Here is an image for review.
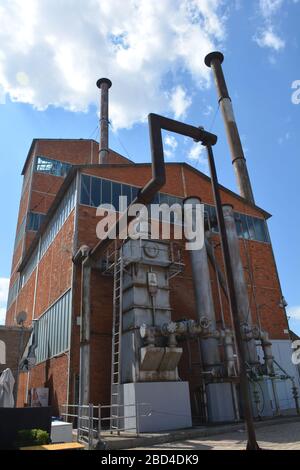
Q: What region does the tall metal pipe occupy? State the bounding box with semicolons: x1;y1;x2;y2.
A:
204;52;255;204
78;246;91;406
222;204;258;366
96;77;112;164
184;196;221;373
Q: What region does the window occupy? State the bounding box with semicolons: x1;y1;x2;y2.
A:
35;156;71;177
205;205;219;233
35;290;72;363
20;179;76;290
120;184;132;206
81;174;91;206
14;216;26;251
234;213;250;239
91;177;101;207
252;217;269;243
40;179;76;259
27;212;46;232
112;182;122;211
101;178;112;204
79;174;270;243
7;277;20;309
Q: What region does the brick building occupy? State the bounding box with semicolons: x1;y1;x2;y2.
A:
5;138;297;417
0;326;31;403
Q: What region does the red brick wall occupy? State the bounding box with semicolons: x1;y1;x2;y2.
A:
5;270;36;327
66;163;288;409
34;212;75;319
17;355;69;415
10;159;288;414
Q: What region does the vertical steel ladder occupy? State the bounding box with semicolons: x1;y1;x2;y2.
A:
110;248;123;433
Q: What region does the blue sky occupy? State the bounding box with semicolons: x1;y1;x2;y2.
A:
0;0;299;331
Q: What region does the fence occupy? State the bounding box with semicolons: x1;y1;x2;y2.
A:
61;402;150;450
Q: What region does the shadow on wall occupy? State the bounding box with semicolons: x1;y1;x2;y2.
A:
45;356;59;416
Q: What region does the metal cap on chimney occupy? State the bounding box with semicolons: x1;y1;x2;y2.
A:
96;77;112;164
204;51;255;204
204;51;224;67
96;78;112;89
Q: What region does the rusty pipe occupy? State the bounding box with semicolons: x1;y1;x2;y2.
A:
205;52;255;204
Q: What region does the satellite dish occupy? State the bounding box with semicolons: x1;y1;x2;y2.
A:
16;311;27;326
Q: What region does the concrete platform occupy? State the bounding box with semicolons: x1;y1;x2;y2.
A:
100;414;300;450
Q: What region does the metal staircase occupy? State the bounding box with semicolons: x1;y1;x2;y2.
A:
110;248;124;433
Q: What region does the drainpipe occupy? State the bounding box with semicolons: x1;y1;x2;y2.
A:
76;245;92;406
222;204;258;366
184;196;221;373
205;52;255;204
96;78;112;164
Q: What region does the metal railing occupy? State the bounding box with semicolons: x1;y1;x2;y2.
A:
62;402;150;450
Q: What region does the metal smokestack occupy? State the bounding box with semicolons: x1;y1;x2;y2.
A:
204;52;255;204
96;77;112;164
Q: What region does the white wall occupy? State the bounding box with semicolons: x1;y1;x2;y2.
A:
258;339;300;411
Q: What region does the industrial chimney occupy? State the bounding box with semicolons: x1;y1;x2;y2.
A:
96;77;112;164
204;52;255;205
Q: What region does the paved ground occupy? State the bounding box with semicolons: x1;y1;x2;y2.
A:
131;421;300;450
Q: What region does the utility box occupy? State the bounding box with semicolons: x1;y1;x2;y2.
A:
121;381;192;433
51;420;73;443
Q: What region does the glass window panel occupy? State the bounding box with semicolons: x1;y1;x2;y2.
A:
252;217;269;242
102;179;112;204
131;186;140;201
35;156;71;177
235;213;249;239
80;175;91;205
122;184;132;206
91;177;101;207
246;215;256;240
112;182;122;211
151;193;160;205
159;193;169;205
208;206;219;233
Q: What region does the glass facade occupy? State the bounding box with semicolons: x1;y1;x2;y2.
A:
80;174;182;209
79;174;270;244
7;277;20;309
20;179;76;290
14;216;26;251
27;212;46;232
35;156;72;177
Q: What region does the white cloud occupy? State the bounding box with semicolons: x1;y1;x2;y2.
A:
169;86;192;120
164;134;178;159
259;0;284;17
203;104;214;115
255;28;285;50
0;278;9;325
187;142;208;171
287;306;300;321
0;278;9;305
254;0;286;52
0;0;227;129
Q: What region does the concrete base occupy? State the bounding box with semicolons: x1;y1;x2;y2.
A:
206;383;236;422
121;381;192;433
